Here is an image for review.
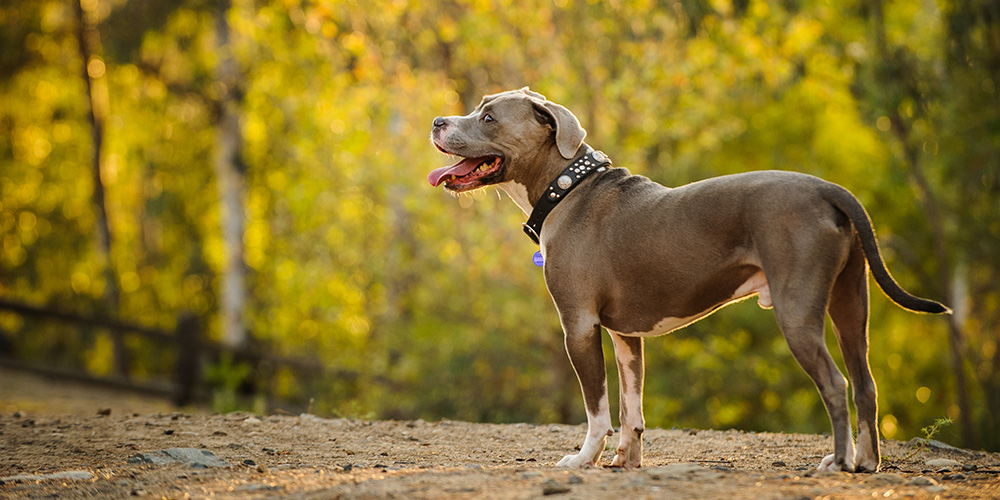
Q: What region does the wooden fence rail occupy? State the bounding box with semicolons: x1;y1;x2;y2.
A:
0;298;330;409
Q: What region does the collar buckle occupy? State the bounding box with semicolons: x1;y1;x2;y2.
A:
522;150;611;245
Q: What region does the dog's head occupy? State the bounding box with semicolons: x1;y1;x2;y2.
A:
428;87;586;192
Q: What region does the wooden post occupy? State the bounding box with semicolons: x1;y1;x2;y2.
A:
174;312;201;406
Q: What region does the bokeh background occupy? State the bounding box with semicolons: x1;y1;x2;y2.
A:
1;0;997;451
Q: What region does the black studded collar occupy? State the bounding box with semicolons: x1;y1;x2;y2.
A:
522;150;611;244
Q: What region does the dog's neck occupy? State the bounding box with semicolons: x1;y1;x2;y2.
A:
498;143;594;216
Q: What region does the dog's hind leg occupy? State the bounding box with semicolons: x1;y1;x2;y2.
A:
829;238;880;472
763;233;855;473
609;333;644;468
557;312;613;467
775;299;855;472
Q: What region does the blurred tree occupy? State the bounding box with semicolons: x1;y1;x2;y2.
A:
73;0;128;375
213;0;249;348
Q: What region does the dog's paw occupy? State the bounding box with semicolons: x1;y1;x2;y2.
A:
610;453;641;469
817;453;855;472
557;453;596;467
852;454;880;473
610;443;642;469
853;442;880;472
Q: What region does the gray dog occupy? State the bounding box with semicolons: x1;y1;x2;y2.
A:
427;88;949;472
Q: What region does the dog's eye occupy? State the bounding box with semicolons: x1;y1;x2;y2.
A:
482;113;494;123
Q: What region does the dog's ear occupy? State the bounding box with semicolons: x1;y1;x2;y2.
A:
531;99;586;159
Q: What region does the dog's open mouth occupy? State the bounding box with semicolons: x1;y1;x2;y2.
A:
427;154;503;191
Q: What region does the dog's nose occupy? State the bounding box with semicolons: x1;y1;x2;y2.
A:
432;117;448;129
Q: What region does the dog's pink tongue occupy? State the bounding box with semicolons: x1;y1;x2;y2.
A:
428;158;479;187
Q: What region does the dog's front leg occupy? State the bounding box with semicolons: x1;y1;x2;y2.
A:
609;333;644;468
557;317;613;467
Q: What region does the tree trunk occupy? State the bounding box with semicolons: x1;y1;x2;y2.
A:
213;0;248;347
867;0;975;448
74;0;127;376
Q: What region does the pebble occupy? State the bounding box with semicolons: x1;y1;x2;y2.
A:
925;458;961;469
541;478;570;495
868;473;906;485
128;448;231;468
907;476;939;486
0;471;95;483
243;416;263;425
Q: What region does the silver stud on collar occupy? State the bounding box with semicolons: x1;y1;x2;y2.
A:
557;175;573;190
592;150;608;163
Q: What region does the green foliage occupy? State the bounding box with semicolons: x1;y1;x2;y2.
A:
903;417;954;460
1;0;997;450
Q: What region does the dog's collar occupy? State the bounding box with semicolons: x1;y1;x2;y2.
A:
522;150;611;244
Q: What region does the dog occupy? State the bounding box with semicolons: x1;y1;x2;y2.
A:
427;87;949;472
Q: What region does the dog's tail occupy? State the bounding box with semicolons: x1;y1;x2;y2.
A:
823;184;952;315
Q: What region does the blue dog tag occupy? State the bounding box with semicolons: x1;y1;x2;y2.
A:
532;251;544;267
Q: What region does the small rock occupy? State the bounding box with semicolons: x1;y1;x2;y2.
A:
0;471;95;483
21;419;35;428
541;478;570;495
212;431;228;436
908;438;973;456
567;475;583;485
128;448;231;468
243;417;262;425
925;458;961;469
97;408;112;416
907;476;939;486
942;473;966;481
235;484;285;492
869;473;906;485
242;459;256;466
163;430;174;436
772;461;787;467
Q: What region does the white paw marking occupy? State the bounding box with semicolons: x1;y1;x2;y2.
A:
557;453;594;467
818;453;855;472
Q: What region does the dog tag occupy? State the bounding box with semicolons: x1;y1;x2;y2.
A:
532;251;544;267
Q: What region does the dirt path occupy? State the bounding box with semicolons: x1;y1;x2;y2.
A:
1;370;998;499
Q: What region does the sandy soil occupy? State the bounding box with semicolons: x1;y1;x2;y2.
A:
2;368;998;499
